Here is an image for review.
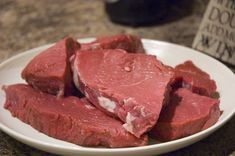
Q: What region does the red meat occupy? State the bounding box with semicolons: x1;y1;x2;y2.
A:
72;49;173;137
174;61;217;97
81;34;145;53
3;84;147;148
22;37;80;97
150;88;220;141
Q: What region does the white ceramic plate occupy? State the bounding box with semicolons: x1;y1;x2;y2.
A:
0;39;235;156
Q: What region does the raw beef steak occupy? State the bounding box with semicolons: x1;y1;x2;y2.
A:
81;34;145;53
72;49;173;137
150;88;220;141
22;37;80;97
174;61;217;97
3;84;147;148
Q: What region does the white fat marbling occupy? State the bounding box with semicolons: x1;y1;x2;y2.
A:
73;58;80;89
140;107;146;117
98;96;116;113
123;112;136;134
56;88;64;98
182;82;191;89
123;97;134;104
85;91;90;98
85;104;95;110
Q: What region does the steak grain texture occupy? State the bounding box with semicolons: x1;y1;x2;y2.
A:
72;49;173;137
3;84;147;148
150;88;220;141
22;37;80;97
174;61;217;97
81;34;145;53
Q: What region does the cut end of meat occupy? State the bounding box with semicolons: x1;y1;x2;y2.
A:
173;60;217;97
21;37;80;97
3;84;148;148
80;34;145;53
150;88;220;141
122;112;137;134
73;49;174;137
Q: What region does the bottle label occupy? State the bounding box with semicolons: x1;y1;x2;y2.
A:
192;0;235;65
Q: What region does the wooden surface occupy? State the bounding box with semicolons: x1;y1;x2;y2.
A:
0;0;234;155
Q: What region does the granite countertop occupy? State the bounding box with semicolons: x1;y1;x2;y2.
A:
0;0;234;155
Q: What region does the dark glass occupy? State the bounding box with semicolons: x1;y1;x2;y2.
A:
105;0;167;26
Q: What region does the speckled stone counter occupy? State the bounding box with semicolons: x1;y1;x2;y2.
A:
0;0;234;156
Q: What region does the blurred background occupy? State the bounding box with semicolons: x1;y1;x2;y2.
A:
0;0;206;62
0;0;234;156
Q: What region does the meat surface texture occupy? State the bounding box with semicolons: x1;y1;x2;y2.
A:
81;34;145;53
174;61;217;97
22;37;80;97
72;49;173;137
150;88;220;141
3;84;147;148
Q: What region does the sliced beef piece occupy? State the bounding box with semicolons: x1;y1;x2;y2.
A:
22;37;80;97
72;49;173;137
81;34;145;53
3;84;147;148
173;60;217;97
149;88;220;141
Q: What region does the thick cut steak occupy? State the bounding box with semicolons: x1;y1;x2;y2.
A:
3;84;147;148
174;61;217;97
150;88;220;141
72;49;173;137
81;34;145;53
22;37;80;97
